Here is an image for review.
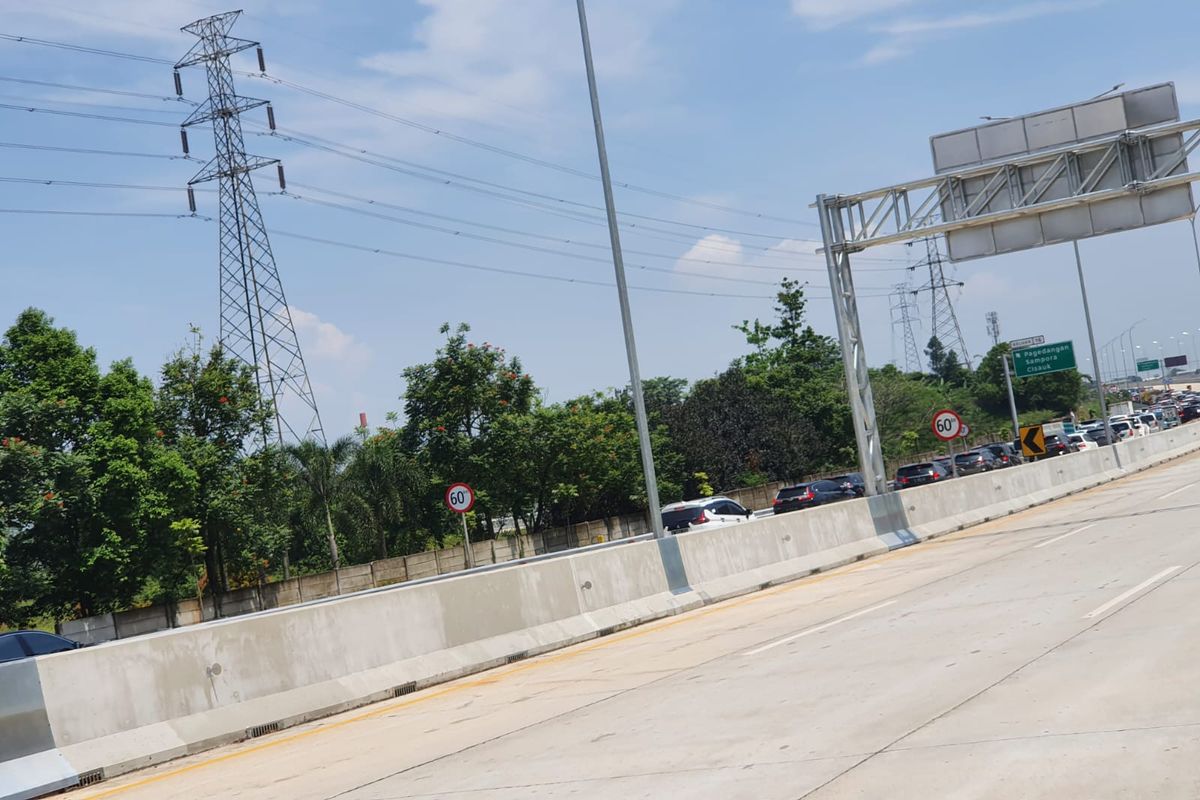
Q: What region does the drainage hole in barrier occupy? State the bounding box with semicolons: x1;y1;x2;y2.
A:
77;769;104;788
392;682;417;698
247;721;281;739
506;651;530;664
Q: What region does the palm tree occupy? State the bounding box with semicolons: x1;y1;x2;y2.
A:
285;435;358;574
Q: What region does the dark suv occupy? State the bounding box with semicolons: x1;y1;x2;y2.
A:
1043;433;1078;457
827;472;865;497
954;449;998;475
773;480;855;513
895;461;951;488
0;630;80;663
982;442;1023;467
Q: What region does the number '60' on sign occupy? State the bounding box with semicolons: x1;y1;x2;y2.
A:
444;482;475;514
931;409;963;442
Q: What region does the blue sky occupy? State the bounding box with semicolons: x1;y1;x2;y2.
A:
2;0;1199;436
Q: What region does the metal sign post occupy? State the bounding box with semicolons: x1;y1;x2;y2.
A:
445;482;476;569
1001;352;1020;441
932;409;964;478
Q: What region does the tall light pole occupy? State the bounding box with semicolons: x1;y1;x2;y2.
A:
575;0;664;538
1073;242;1114;447
1124;318;1146;388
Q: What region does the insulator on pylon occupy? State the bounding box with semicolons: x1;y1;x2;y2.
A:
256;47;266;73
180;129;190;155
173;70;183;96
266;104;276;131
187;187;196;214
276;164;286;191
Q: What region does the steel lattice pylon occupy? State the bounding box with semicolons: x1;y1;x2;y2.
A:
176;11;324;446
910;236;972;370
889;284;921;372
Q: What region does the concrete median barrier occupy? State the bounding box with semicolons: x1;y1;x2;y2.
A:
5;423;1200;800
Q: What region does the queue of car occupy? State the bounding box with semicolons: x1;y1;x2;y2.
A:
656;392;1200;537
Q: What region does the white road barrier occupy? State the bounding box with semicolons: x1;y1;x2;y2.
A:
4;423;1200;800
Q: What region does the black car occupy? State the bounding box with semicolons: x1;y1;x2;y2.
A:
954;449;998;475
827;472;865;497
773;480;855;513
1043;433;1078;457
1181;404;1200;423
1084;427;1113;446
982;442;1023;467
0;630;80;663
895;461;952;488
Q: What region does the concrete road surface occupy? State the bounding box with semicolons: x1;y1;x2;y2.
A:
64;453;1200;800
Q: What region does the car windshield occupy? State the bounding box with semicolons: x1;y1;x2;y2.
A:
897;464;932;477
1111;422;1130;431
776;485;811;499
954;452;980;462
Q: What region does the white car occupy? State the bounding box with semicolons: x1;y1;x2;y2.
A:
1069;433;1097;452
1137;413;1160;433
660;496;753;534
1108;420;1135;440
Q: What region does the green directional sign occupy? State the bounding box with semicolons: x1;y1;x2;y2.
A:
1012;340;1076;378
1136;358;1160;372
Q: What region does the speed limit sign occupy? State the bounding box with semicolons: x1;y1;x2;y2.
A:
444;482;475;514
931;409;963;441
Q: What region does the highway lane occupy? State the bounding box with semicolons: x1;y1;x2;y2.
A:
63;451;1200;800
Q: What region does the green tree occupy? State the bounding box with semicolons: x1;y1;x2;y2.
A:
0;310;193;623
401;323;536;538
156;334;275;594
285;435;358;571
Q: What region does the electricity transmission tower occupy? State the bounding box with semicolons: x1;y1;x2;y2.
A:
175;11;325;447
889;284;922;372
909;236;972;369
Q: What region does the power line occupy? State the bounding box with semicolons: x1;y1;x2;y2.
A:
0;208;211;221
279;182;906;276
0;93;193;116
0;90;909;266
0;102;181;127
0;141;197;160
270;190;787;287
0;33;173;64
263;126;803;242
248;72;815;226
0;74;195;104
0;32;813;227
270;229;792;299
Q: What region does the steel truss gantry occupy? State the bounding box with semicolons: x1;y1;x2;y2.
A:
817;116;1200;496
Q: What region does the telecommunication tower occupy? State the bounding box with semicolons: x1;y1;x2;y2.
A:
909;236;972;369
175;11;324;446
986;311;1001;347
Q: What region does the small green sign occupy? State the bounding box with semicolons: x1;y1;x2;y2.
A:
1012;340;1076;378
1136;358;1160;372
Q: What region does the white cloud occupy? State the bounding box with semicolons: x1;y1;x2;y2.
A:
289;307;369;367
876;0;1102;36
861;0;1102;66
358;0;676;128
790;0;914;30
673;234;746;280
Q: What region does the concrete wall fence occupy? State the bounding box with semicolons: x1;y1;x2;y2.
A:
6;425;1200;800
58;489;795;647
